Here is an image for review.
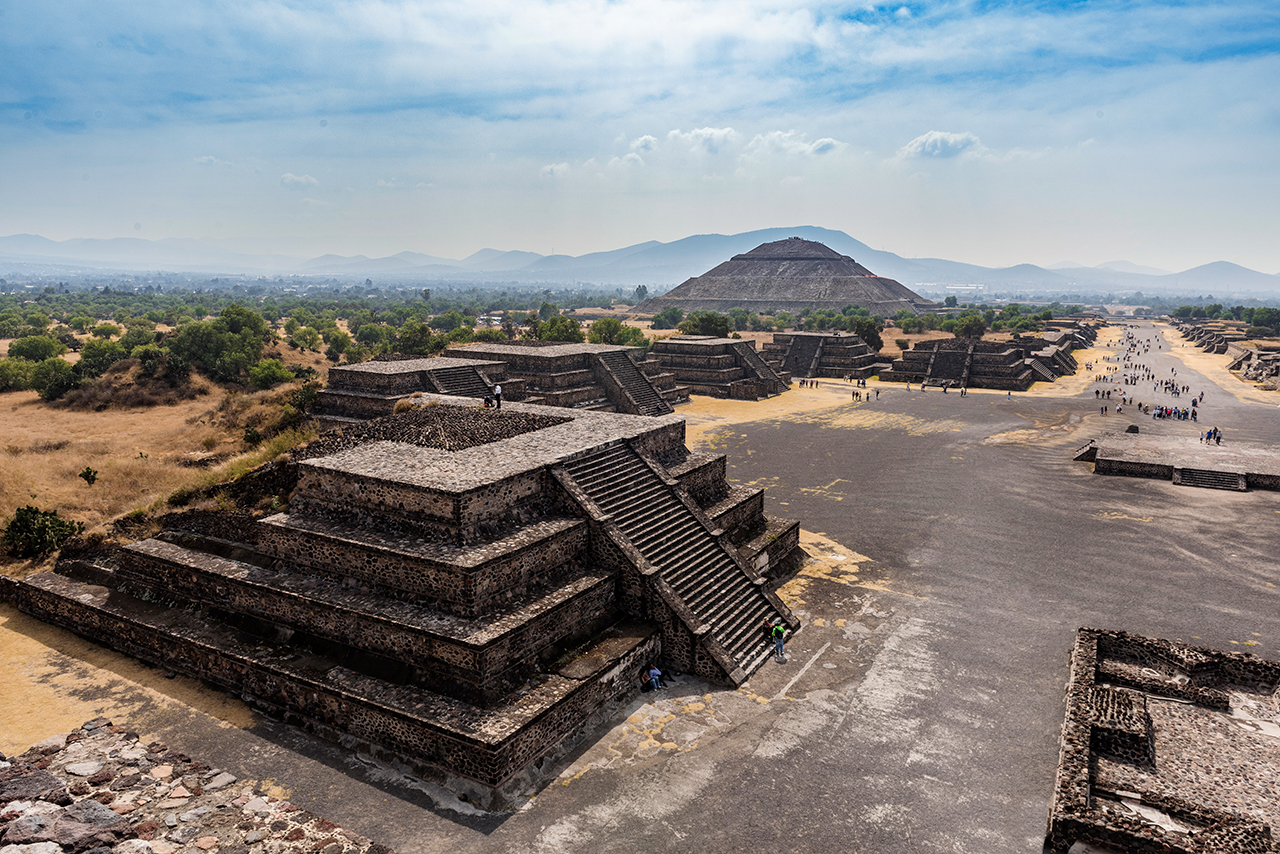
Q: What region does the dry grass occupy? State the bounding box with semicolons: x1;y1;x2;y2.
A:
0;374;319;573
0;391;218;536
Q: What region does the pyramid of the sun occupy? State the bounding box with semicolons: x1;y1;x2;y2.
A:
639;237;934;316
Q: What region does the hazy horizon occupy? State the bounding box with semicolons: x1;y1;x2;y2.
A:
4;1;1279;273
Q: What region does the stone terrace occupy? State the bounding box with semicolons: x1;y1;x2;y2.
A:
1047;628;1280;853
313;357;520;425
1074;433;1280;491
760;331;887;379
649;336;789;399
445;342;687;415
4;397;799;805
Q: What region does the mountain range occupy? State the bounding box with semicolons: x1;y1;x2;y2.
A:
2;227;1278;297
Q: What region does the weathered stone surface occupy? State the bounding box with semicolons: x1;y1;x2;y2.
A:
0;772;67;806
0;842;63;854
63;763;103;778
201;774;234;792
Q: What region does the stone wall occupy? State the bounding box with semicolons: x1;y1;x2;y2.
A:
0;574;660;796
1045;627;1280;854
255;514;589;617
116;539;618;706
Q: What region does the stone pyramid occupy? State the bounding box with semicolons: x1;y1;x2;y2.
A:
640;236;933;316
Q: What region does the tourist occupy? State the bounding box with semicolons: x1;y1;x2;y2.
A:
772;620;787;662
493;383;502;409
647;664;662;691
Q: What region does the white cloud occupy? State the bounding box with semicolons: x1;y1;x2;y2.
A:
540;162;569;178
280;172;319;188
897;131;985;159
607;152;644;168
667;127;740;155
194;155;232;167
630;135;658;152
747;130;845;158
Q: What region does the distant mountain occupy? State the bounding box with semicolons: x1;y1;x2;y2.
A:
1097;260;1172;276
2;230;1278;297
1157;261;1280;290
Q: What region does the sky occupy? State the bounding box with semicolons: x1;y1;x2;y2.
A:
2;1;1279;272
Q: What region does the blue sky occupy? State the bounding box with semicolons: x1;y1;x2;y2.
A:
2;0;1279;272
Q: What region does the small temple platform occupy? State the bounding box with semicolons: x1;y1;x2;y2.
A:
1075;433;1280;491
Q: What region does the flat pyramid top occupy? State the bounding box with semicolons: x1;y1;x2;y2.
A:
731;237;848;262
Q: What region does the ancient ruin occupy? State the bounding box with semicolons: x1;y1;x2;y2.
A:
759;330;887;379
879;324;1098;390
443;341;686;415
1074;433;1280;491
313;356;522;426
648;336;789;399
638;236;934;317
1047;628;1280;853
2;398;799;805
312;343;686;426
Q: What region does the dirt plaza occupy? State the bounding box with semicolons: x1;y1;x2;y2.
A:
4;321;1279;854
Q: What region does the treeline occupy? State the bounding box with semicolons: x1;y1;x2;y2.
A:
1169;304;1279;335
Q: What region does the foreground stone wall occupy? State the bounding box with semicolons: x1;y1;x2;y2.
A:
1046;627;1280;854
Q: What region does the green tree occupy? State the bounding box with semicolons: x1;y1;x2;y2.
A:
538;315;584;342
0;358;35;392
677;310;731;338
91;323;122;338
634;285;649;302
953;313;987;339
588;317;647;346
852;317;884;351
75;338;127;378
7;335;66;362
249;358;294;390
650;306;684;330
944;295;958;307
30;357;77;400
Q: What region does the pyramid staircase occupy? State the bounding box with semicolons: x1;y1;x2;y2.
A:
428;365;494;398
733;341;788;393
593;350;674;416
560;443;791;678
783;335;823;377
1027;359;1057;382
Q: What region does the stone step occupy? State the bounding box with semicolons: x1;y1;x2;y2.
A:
562;442;789;679
117;535;617;705
1174;467;1246;491
6;570;659;790
256;512;589;617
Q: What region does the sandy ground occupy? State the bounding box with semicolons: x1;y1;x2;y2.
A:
0;603;256;757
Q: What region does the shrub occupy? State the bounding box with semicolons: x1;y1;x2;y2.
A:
588;317;647;346
895;338;910;352
0;357;35;392
677;310;731;338
650;306;684;330
76;338;128;378
79;466;98;485
538;315;584;343
249;358;294;390
7;335;66;362
91;323;122;338
30;357;78;400
472;327;508;343
2;505;85;558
